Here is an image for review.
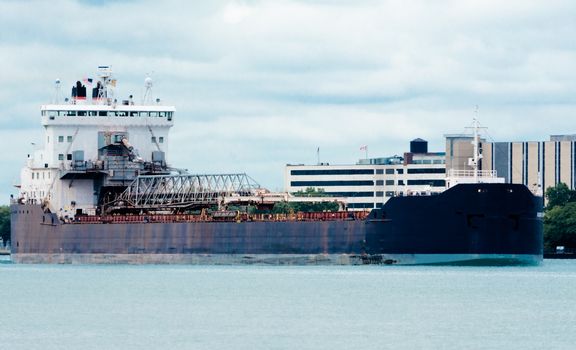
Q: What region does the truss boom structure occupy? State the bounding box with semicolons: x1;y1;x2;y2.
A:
110;173;261;211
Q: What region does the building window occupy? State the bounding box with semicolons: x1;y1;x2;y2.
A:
407;180;446;187
151;136;156;143
385;180;394;185
67;154;72;161
58;154;64;160
159;137;164;143
376;191;384;197
290;169;374;176
398;180;405;185
67;136;73;142
290;180;374;187
407;168;445;174
376;169;384;174
385;191;395;197
58;136;64;143
385;169;394;174
321;191;374;197
397;169;404;174
376;180;384;186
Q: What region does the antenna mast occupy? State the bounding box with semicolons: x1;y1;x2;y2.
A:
143;76;153;104
465;106;485;183
53;79;63;104
96;65;113;104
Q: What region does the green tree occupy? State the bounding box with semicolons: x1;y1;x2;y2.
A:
544;202;576;251
293;187;329;197
271;201;292;214
290;201;340;213
0;206;10;246
545;182;576;209
271;188;340;213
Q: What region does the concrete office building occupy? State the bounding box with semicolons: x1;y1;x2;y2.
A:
284;139;446;210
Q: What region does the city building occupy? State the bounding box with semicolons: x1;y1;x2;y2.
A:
284;139;446;210
446;133;576;195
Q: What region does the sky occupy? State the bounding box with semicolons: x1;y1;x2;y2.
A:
1;0;575;202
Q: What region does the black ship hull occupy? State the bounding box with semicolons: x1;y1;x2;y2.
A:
10;183;543;265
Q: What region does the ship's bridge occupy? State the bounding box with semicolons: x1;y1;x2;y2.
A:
40;104;175;127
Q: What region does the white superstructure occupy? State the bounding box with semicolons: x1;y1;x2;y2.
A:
18;66;175;219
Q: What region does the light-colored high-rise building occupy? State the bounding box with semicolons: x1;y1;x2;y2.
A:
446;133;576;195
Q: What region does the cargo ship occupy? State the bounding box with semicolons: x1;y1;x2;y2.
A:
9;67;543;265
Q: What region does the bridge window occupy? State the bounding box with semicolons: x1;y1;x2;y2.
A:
67;136;73;142
88;111;97;116
58;154;64;160
139;112;148;117
159;112;166;117
58;136;64;143
159;137;164;143
151;136;156;143
150;112;158;117
167;112;173;121
130;111;138;117
78;111;87;116
99;111;107;117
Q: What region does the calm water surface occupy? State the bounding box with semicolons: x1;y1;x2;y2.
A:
1;259;575;350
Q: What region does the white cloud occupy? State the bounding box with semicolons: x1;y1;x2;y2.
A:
1;0;576;202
